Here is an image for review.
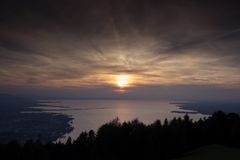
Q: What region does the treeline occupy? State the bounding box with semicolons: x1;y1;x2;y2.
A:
1;111;240;160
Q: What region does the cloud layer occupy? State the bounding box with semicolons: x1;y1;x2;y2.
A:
0;0;240;92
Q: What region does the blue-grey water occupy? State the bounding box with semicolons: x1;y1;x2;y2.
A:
34;100;207;142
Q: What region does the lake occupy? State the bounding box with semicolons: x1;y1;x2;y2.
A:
36;100;207;142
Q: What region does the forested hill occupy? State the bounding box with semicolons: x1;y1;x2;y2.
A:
1;111;240;160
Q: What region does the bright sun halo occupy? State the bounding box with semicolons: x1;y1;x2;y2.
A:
116;75;129;88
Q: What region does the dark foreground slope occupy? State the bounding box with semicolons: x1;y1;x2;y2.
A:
175;145;240;160
1;111;240;160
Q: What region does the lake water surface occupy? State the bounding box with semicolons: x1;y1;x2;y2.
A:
37;100;207;141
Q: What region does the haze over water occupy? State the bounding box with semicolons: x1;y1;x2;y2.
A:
36;100;207;141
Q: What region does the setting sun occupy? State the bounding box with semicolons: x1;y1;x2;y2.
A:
116;75;130;88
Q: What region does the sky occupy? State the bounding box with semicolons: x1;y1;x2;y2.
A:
0;0;240;100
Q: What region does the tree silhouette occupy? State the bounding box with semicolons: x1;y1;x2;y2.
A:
1;111;240;160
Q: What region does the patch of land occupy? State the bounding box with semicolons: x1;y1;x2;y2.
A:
173;101;240;114
0;94;73;143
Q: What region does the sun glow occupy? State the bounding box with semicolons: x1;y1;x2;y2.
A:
116;75;130;88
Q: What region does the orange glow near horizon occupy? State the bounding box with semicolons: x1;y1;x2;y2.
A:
115;89;126;93
113;75;133;93
116;75;130;88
